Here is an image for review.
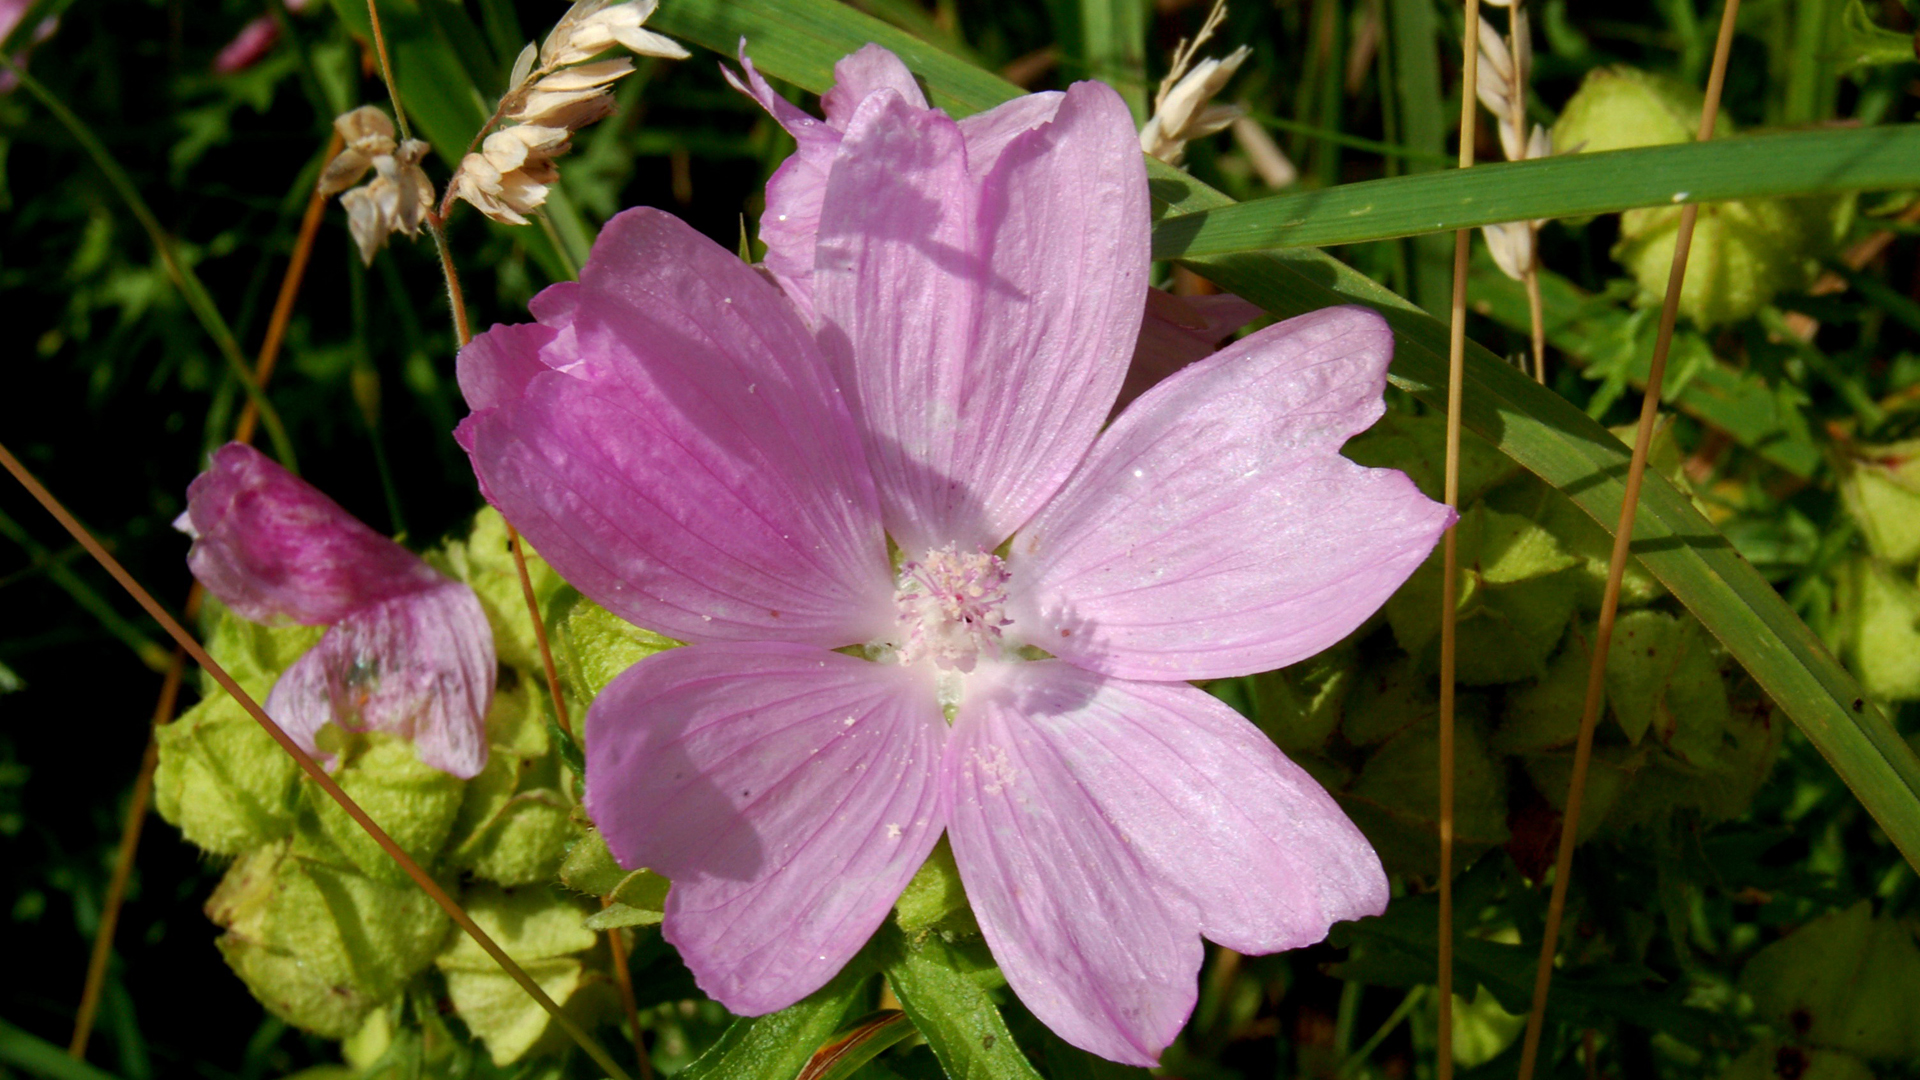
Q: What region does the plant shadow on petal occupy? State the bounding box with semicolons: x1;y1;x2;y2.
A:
815;173;1030;305
593;681;769;886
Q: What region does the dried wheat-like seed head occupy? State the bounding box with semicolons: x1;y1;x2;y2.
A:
318;106;436;264
340;138;434;264
543;0;688;68
318;105;397;196
449;126;570;226
1474;3;1556;281
1140;1;1251;167
1141;46;1252;165
447;0;685;225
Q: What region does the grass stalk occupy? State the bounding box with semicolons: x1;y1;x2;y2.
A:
603;913;653;1080
507;522;574;740
1437;0;1484;1073
0;441;636;1080
67;661;179;1059
357;4;609;1048
235;131;342;447
1512;4;1743;1079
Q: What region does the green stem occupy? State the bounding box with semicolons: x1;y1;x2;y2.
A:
1340;986;1426;1078
0;508;170;672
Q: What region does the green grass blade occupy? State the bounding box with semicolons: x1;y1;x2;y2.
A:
1380;0;1451;311
649;0;1920;870
796;1011;914;1080
0;508;171;673
0;1018;125;1080
1151;124;1920;257
1069;0;1149;124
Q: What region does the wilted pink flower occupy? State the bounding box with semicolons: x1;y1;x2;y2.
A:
457;46;1450;1064
177;443;494;778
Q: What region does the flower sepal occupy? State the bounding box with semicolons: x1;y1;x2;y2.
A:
207;834;452;1039
299;728;466;886
892;836;980;940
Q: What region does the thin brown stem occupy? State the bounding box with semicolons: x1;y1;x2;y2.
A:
507;522;573;740
236;132;341;446
602;910;652;1080
1524;258;1547;384
1512;4;1741;1079
0;442;635;1080
1438;1;1483;1075
363;0;413;143
427;214;474;349
67;656;181;1058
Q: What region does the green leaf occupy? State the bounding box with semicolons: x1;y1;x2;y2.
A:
1332;871;1734;1044
679;960;875;1080
1838;0;1917;70
648;0;1920;870
878;926;1045;1080
1149;126;1920;258
1739;900;1920;1060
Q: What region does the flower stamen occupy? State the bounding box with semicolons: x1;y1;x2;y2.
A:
890;544;1013;674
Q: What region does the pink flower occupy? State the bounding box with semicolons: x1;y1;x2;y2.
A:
178;443;494;778
213;16;280;75
456;45;1451;1064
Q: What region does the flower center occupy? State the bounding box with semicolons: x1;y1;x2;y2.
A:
889;544;1013;673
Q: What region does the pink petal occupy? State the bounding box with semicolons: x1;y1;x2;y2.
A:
457;209;894;648
944;662;1199;1066
996;662;1384;953
180;442;442;625
585;643;946;1013
954;91;1065;177
266;580;494;778
813;80;1149;553
1116;289;1264;411
1007;307;1453;681
820;43;926;124
724;49;843;319
726;44;928;320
